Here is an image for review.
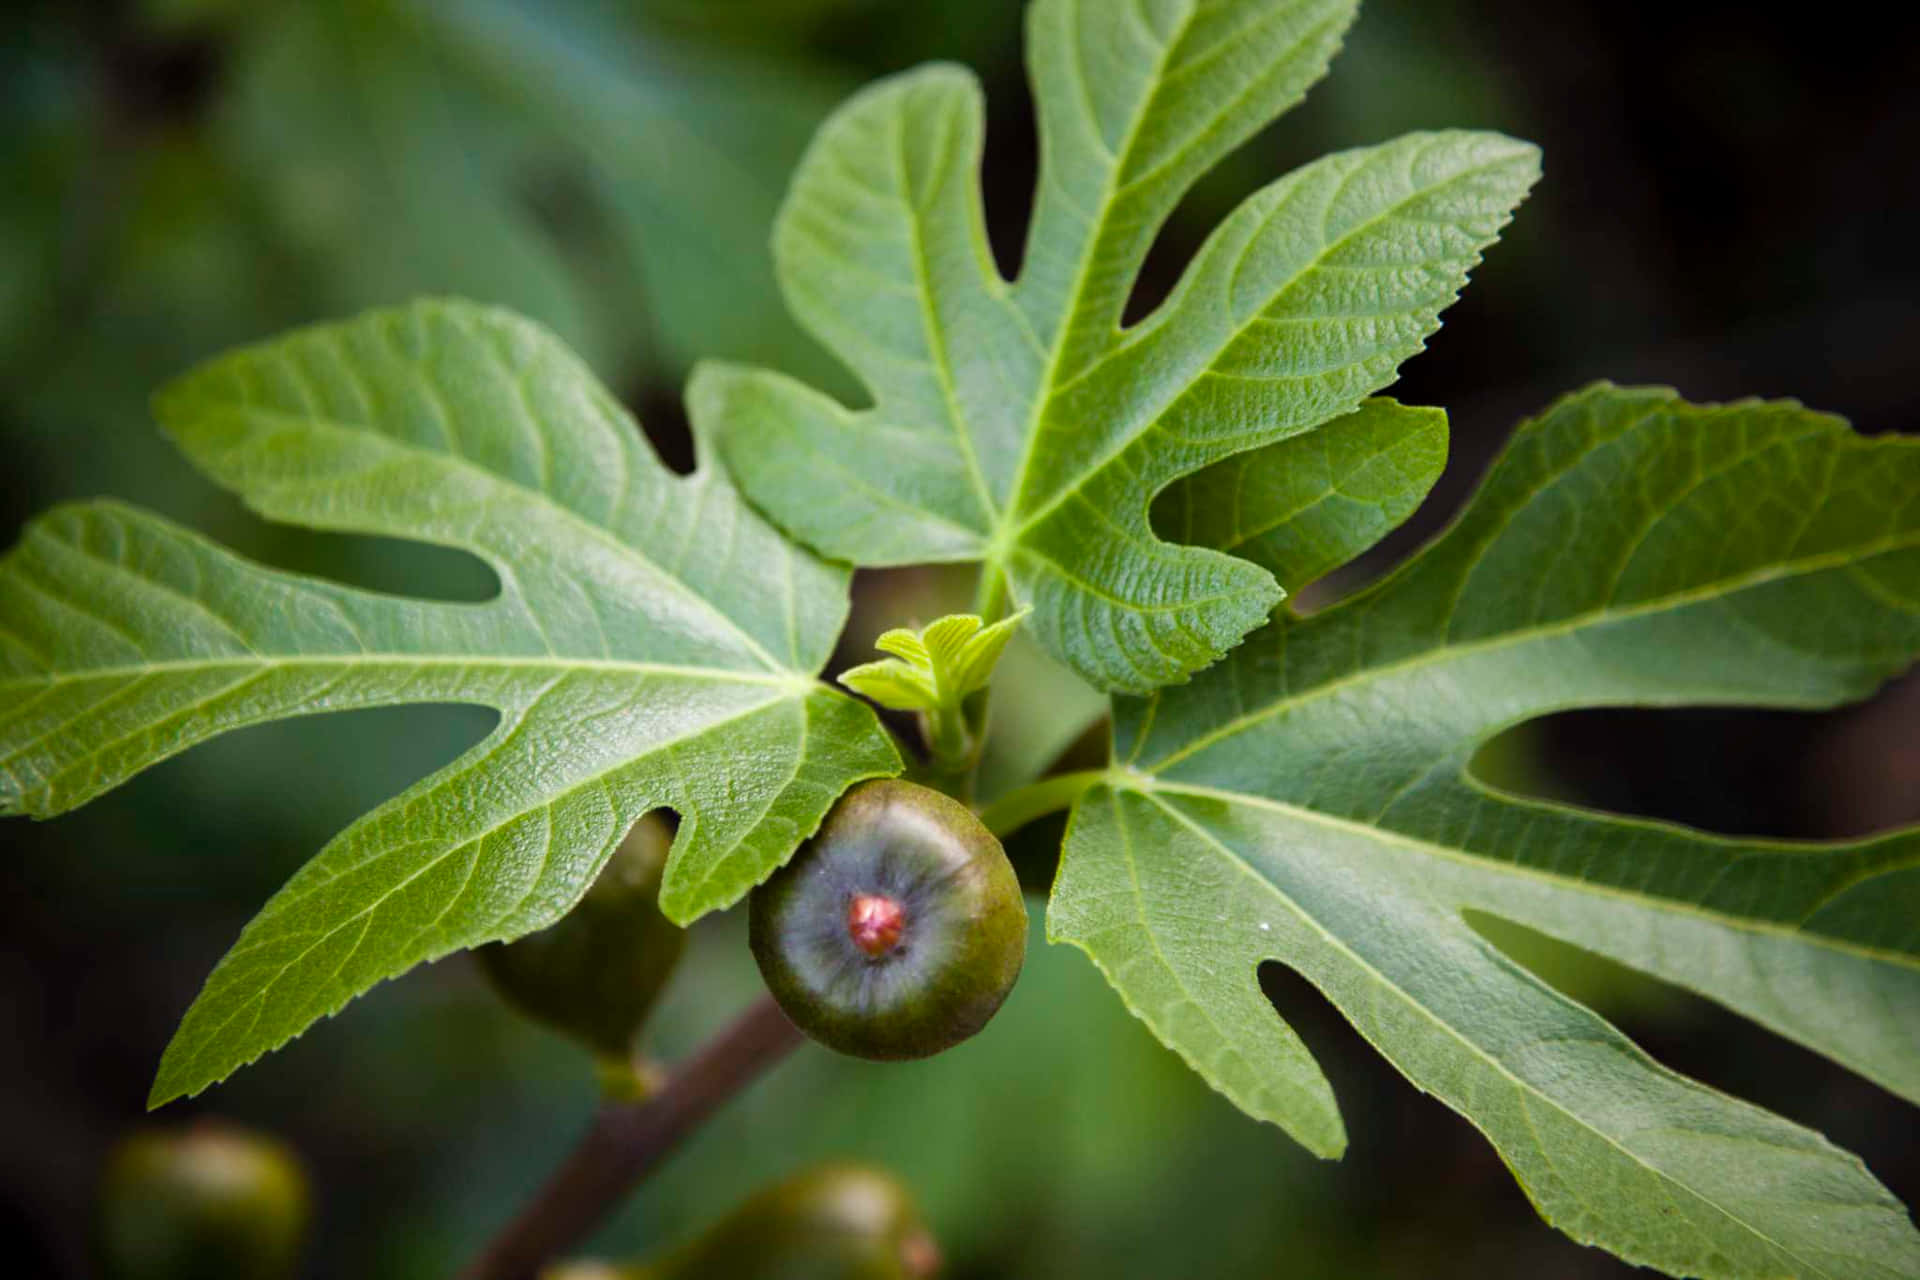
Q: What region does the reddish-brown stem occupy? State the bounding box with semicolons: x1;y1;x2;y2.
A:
457;996;805;1280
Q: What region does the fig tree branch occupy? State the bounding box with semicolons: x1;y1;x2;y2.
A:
457;995;805;1280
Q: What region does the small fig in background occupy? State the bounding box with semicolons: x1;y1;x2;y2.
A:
478;813;686;1079
750;779;1025;1061
96;1120;310;1280
545;1163;940;1280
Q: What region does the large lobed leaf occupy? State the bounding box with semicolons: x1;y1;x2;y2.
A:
1051;385;1920;1277
694;0;1540;693
0;300;899;1104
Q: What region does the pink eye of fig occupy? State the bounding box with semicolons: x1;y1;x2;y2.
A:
847;893;907;957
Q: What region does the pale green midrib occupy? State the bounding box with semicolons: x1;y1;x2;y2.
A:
1208;417;1444;554
893;86;1001;532
1205;471;1351;556
1005;144;1527;545
1216;487;1356;556
1107;3;1351;205
990;0;1196;570
1142;779;1920;972
0;654;813;815
213;685;797;927
161;688;810;1095
175;401;790;674
0;653;807;692
1007;540;1269;614
1142;790;1872;1273
1143;527;1920;774
768;426;987;547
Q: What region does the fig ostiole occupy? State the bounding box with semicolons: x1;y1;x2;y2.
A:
750;779;1026;1062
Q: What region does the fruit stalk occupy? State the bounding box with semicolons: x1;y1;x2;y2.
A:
457;996;805;1280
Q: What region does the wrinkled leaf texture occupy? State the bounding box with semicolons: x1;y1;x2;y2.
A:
0;301;899;1104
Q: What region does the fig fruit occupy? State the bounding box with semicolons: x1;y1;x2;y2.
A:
545;1163;940;1280
96;1121;310;1280
478;813;686;1071
750;780;1025;1061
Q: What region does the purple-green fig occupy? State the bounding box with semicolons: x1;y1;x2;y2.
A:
477;813;686;1065
545;1163;941;1280
750;780;1025;1061
96;1121;310;1280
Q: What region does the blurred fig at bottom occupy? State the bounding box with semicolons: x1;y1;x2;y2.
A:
96;1120;310;1280
544;1163;940;1280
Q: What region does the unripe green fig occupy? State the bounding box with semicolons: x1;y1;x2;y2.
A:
96;1121;310;1280
545;1163;940;1280
750;779;1025;1061
478;813;686;1070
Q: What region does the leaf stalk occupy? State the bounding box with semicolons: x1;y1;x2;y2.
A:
976;769;1108;838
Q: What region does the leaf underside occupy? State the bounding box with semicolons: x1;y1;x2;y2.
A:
695;0;1540;693
0;300;899;1104
1051;384;1920;1278
0;0;1911;1272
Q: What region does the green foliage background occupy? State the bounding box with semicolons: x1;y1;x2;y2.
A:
2;0;1916;1275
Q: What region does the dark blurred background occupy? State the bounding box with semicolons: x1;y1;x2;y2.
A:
3;0;1916;1275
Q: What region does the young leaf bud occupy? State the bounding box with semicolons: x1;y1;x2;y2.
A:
96;1121;310;1280
478;813;686;1068
750;780;1025;1061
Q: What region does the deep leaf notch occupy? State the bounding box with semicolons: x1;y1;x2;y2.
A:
0;300;900;1103
1051;385;1920;1278
694;0;1540;692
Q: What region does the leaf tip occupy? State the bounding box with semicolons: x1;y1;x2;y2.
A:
1298;1113;1349;1163
147;1036;231;1112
